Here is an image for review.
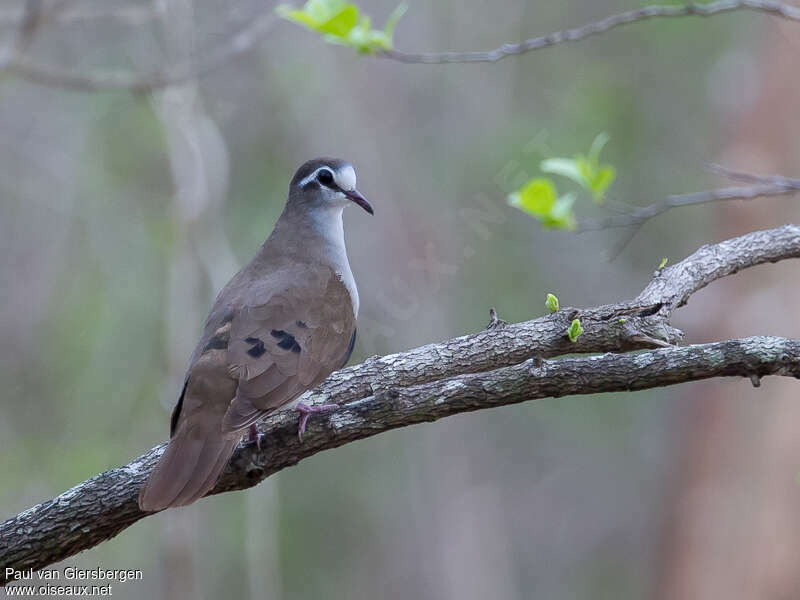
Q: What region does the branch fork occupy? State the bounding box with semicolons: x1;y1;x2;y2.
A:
1;224;799;582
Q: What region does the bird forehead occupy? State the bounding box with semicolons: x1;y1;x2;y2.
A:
334;165;357;191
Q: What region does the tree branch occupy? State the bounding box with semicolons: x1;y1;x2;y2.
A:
382;0;800;64
578;171;800;232
636;223;800;309
3;0;800;91
3;336;799;584
1;224;798;581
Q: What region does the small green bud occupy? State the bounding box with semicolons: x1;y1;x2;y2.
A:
545;293;560;313
567;319;584;342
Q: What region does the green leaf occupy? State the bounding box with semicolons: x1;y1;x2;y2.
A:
279;8;319;27
545;293;560;313
345;15;390;52
540;158;584;187
541;133;616;204
308;0;349;21
509;179;576;231
567;319;584;343
576;156;593;185
318;5;358;35
384;2;407;36
508;178;557;214
541;192;576;230
277;0;405;53
588;132;610;165
589;165;616;202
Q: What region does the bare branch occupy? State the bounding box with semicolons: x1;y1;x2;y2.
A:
708;164;800;187
382;0;800;64
1;225;798;580
3;0;800;90
636;224;800;309
577;176;800;232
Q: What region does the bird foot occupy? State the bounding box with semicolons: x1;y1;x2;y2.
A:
296;402;338;442
247;423;265;451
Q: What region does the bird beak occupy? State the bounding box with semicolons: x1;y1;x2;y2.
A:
344;189;374;215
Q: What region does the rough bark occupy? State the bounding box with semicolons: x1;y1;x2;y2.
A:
1;224;799;584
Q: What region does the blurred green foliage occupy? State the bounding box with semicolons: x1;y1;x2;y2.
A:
277;0;407;52
508;178;577;230
541;132;616;203
508;133;616;230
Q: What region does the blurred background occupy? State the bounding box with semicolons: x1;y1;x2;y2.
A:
1;0;799;598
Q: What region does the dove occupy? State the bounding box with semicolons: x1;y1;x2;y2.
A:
138;157;372;511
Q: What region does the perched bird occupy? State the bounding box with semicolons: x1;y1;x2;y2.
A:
138;158;372;511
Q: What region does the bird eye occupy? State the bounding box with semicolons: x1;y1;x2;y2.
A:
317;169;334;186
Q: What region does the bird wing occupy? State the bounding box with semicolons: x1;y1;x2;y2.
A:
221;263;356;432
139;263;355;510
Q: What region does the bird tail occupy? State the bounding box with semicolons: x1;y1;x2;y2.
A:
138;424;240;512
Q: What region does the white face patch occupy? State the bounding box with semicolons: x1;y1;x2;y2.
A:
334;165;357;191
298;168;324;188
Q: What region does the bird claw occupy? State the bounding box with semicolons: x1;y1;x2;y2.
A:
296;402;338;442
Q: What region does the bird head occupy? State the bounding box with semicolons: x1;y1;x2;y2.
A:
289;158;373;215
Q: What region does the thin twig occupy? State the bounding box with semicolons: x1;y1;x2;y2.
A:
708;164;800;187
578;175;800;232
382;0;800;64
2;0;800;90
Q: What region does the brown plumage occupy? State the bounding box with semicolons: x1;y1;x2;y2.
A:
138;158;372;511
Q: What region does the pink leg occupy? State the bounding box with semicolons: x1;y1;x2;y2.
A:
248;423;265;451
296;402;338;442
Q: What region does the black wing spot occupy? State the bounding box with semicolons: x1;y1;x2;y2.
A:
296;320;307;329
277;335;296;350
245;337;266;358
270;329;300;352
